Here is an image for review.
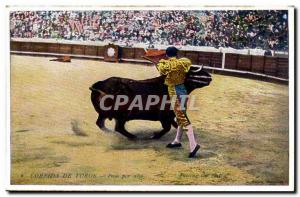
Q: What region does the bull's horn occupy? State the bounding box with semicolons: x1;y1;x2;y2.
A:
190;65;203;72
186;79;209;85
188;75;211;79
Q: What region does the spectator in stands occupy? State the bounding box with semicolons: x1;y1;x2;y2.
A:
10;10;288;51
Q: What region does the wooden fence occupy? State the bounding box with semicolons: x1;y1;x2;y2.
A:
10;41;289;81
225;53;288;79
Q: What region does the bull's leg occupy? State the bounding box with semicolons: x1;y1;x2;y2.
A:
151;120;172;139
96;116;105;128
96;115;110;132
171;119;178;128
115;119;137;139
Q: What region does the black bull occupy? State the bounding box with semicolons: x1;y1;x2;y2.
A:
89;65;212;139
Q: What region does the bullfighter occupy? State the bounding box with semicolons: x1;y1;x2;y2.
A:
156;46;200;158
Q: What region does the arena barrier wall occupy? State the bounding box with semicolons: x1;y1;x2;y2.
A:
10;40;289;83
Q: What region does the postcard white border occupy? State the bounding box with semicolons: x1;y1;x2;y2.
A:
5;5;295;192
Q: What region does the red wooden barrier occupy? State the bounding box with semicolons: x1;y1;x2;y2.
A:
10;41;289;80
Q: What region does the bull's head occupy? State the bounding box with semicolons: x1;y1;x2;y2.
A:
142;48;212;93
185;65;212;94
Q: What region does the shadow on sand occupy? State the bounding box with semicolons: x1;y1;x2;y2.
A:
108;127;218;162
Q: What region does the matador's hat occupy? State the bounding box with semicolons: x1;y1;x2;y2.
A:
166;46;178;57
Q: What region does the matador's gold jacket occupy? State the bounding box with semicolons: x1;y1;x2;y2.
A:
156;57;192;86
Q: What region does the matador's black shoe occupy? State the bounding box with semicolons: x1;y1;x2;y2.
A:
166;142;182;148
188;144;200;158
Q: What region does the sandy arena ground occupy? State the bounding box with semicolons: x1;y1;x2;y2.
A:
10;55;289;185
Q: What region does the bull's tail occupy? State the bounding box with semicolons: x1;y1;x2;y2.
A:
89;86;107;95
90;86;107;116
90;83;114;122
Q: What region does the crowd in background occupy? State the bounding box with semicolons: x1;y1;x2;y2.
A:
10;10;288;51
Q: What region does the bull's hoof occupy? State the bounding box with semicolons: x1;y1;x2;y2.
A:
127;135;138;140
150;132;163;139
100;127;111;133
